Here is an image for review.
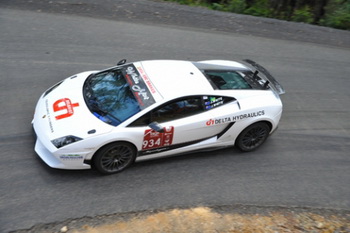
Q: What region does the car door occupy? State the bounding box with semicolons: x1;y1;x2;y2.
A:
127;95;239;155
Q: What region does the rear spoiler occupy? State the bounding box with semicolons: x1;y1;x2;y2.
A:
243;59;285;95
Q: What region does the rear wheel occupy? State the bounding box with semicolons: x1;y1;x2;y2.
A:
236;122;270;152
93;142;136;174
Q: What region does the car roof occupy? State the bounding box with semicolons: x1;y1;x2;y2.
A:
137;60;214;100
137;60;251;100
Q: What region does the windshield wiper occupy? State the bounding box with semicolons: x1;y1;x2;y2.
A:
89;96;123;125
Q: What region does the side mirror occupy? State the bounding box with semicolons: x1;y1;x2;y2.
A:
149;122;164;133
263;80;270;89
117;59;127;66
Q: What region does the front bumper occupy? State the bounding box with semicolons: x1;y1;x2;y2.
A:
33;126;91;170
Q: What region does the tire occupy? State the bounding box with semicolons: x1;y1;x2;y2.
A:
93;142;136;174
236;122;270;152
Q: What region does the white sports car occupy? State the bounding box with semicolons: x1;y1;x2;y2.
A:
32;59;284;174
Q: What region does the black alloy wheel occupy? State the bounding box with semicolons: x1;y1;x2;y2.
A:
236;122;270;152
93;142;136;174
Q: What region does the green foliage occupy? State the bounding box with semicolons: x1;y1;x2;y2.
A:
243;0;273;17
227;0;247;13
321;0;350;30
197;0;247;13
163;0;349;30
291;6;314;23
211;3;226;11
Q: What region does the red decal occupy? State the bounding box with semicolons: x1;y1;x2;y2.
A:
53;98;79;120
206;119;214;126
137;66;156;94
142;126;174;150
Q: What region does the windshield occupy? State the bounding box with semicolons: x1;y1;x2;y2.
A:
84;68;142;126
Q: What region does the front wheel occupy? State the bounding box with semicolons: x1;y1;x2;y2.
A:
93;142;136;174
236;122;270;152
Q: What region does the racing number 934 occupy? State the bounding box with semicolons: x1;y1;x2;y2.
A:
142;126;174;150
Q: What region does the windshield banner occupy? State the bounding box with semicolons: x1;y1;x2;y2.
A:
122;64;156;109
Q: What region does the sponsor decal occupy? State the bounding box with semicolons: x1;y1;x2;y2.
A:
206;117;231;126
59;154;83;160
123;65;156;109
206;110;265;126
203;96;224;110
136;66;157;94
53;98;79;120
45;99;54;133
142;126;174;150
142;147;169;154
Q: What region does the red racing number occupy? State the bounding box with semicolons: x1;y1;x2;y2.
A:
142;126;174;150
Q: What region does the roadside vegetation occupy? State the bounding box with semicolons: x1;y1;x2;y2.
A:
163;0;350;30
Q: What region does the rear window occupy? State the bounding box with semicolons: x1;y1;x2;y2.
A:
205;71;251;90
204;70;265;90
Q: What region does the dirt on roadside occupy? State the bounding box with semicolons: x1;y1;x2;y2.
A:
13;206;350;233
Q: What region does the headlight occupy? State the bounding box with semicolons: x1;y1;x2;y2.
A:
51;135;82;148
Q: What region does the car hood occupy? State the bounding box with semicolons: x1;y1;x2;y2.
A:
33;71;113;141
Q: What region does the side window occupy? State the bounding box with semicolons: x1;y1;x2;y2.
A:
128;95;236;127
152;97;203;123
129;112;151;127
203;96;235;110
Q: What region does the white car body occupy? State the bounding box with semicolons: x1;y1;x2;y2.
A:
32;59;284;173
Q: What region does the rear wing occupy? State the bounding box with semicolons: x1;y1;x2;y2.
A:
243;59;285;95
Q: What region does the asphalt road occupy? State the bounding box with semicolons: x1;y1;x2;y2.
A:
1;1;350;232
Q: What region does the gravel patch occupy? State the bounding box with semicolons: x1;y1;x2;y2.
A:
10;205;350;233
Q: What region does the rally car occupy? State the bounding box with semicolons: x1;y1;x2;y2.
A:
32;59;285;174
